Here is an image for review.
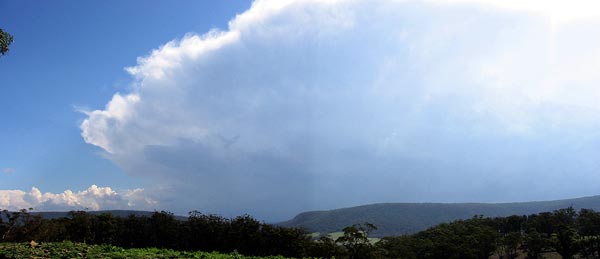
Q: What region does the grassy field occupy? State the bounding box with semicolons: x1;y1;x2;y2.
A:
0;241;317;259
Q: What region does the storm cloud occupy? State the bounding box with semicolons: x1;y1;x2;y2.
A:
81;0;600;220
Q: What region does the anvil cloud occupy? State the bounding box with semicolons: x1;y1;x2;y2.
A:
80;0;600;220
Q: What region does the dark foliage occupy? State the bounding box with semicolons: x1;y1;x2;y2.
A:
378;216;499;259
0;28;13;56
335;223;378;259
378;207;600;259
5;207;600;258
0;209;311;258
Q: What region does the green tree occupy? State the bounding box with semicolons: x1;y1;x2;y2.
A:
67;211;94;243
496;232;522;259
522;229;549;259
336;222;378;259
229;214;261;254
308;235;345;259
391;217;499;259
0;28;13;56
93;213;119;244
577;209;600;258
551;208;579;259
150;211;180;249
377;235;421;259
0;209;42;242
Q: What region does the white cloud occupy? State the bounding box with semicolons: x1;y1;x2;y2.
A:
446;0;600;22
0;185;157;212
81;0;600;220
1;168;15;174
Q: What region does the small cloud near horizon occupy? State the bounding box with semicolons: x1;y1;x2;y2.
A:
1;168;15;174
0;185;157;212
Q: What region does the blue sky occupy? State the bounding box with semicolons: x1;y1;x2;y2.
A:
3;0;600;221
0;0;251;210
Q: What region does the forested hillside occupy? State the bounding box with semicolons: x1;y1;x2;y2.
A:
281;195;600;237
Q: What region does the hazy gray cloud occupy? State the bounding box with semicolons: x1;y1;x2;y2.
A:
81;0;600;220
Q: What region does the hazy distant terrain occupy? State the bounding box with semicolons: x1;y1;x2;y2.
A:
280;195;600;237
32;210;187;221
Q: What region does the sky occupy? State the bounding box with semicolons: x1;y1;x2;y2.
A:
2;0;600;221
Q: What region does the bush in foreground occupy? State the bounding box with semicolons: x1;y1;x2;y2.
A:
0;241;325;259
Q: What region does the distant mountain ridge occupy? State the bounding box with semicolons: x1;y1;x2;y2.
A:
279;195;600;237
29;210;187;221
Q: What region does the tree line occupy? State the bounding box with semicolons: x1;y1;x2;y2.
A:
0;209;379;258
0;209;314;258
378;207;600;259
3;207;600;258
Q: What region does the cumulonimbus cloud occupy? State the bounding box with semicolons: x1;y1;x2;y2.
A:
0;185;157;212
80;0;600;220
